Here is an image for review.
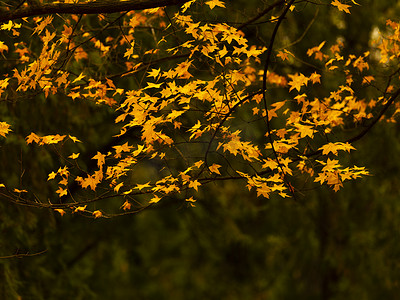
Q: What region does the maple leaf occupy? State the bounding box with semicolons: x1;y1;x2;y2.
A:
331;0;351;14
309;72;321;84
149;195;162;204
68;135;81;143
189;180;201;191
256;183;271;198
59;177;68;186
186;197;196;203
0;41;8;54
319;142;356;156
135;182;151;190
194;160;204;168
288;73;308;92
181;0;196;12
1;21;13;31
72;73;85;83
58;166;69;178
41;134;66;145
144;82;163;89
92;151;106;169
54;209;66;216
68;153;80;159
319;143;338;155
262;159;278;170
93;210;103;218
362;75;375;85
47;171;57;181
113;142;133;157
74;205;87;213
295;123;314;138
147;68;161;79
314;172;327;184
209;163;222;175
81;175;99;191
121;200;132;211
206;0;225;10
114;182;124;193
56;187;67;197
322;158;341;172
187;200;196;207
277;50;289;61
0;122;11;137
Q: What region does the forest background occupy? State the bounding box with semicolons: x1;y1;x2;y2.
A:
1;0;400;299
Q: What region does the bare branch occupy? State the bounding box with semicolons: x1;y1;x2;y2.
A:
0;0;190;23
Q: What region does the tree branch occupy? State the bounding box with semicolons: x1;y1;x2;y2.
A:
0;0;190;23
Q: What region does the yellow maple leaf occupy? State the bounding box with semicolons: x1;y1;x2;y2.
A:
319;142;356;155
262;159;278;170
68;135;81;143
205;0;225;10
68;153;80;159
288;73;308;92
72;73;86;83
144;82;163;89
81;175;99;191
319;143;339;155
181;0;196;13
0;41;8;54
209;163;222;175
56;187;67;197
92;151;106;169
256;183;271;198
186;197;196;203
362;75;375;85
74;205;87;213
147;68;161;79
309;72;321;84
120;200;131;210
41;134;66;145
149;195;161;204
277;50;289;61
113;142;132;157
54;209;66;216
114;182;124;193
93;210;103;218
47;171;57;181
194;160;204;168
135;182;151;190
13;188;27;193
0;122;11;138
0;20;20;31
189;180;201;191
322;158;341;172
331;0;351;14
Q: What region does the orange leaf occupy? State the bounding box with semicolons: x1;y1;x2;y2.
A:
189;180;201;191
93;210;103;218
68;153;80;159
74;205;87;213
0;122;12;137
54;209;66;216
92;151;106;169
205;0;225;10
209;164;222;175
331;0;351;14
121;200;131;210
56;187;67;197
